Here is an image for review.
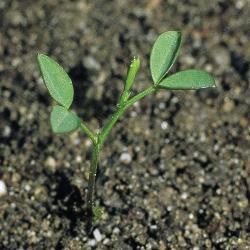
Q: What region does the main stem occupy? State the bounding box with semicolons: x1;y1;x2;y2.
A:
86;144;100;232
85;85;156;232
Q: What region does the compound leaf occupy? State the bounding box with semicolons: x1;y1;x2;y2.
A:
37;54;74;109
158;70;215;90
50;105;80;134
150;31;182;84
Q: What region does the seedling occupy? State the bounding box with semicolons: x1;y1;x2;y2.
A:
37;31;215;232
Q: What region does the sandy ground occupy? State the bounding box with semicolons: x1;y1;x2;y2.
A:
0;0;250;249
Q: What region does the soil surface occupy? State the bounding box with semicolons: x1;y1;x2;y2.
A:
0;0;250;249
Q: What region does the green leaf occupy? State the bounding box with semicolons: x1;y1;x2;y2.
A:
50;105;80;134
158;70;215;90
37;54;74;109
150;31;182;84
125;57;141;91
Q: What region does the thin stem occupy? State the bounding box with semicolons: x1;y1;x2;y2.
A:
80;122;97;145
125;85;156;108
86;144;100;232
99;85;156;147
85;84;157;232
98;107;125;147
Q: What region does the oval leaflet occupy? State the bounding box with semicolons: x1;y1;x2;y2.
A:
158;70;215;90
50;105;80;134
150;31;182;84
37;54;74;109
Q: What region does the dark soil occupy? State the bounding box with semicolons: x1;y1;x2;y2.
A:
0;0;250;249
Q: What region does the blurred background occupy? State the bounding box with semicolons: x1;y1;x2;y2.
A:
0;0;250;249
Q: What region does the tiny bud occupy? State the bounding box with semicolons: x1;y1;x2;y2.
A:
124;56;141;92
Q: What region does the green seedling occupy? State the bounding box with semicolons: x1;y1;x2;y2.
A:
37;31;215;232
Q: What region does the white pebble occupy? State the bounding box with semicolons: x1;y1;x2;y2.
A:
205;64;213;72
45;157;57;168
171;96;179;104
165;138;170;144
76;156;82;163
150;225;157;230
167;206;172;211
236;0;244;9
159;102;165;109
25;184;31;191
93;228;102;242
120;152;132;164
73;138;81;145
87;239;96;246
0;180;7;197
181;192;188;200
84;139;92;147
11;203;16;208
113;227;120;234
135;146;140;152
103;238;110;245
189;213;194;219
213;144;220;152
3;126;11;137
131;111;137;117
161;121;168;130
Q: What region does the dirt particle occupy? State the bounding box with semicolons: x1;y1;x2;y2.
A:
223;98;235;112
239;117;248;128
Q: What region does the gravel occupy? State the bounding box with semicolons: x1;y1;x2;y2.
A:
0;0;250;249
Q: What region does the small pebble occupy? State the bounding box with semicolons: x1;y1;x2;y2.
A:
120;152;132;164
161;121;169;130
181;192;188;200
150;225;157;230
87;239;96;246
212;46;230;71
189;213;194;220
223;98;235;112
84;139;92;148
103;238;110;245
213;144;220;152
0;180;7;197
45;156;57;171
93;229;102;242
76;156;82;163
239;117;248;128
131;111;137;117
25;184;31;192
83;56;100;70
113;227;120;234
159;102;165;109
182;55;195;66
235;0;245;9
3;126;11;137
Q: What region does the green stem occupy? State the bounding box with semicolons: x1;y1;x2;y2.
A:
99;85;156;146
86;84;157;233
80;122;97;145
98;107;125;147
125;85;156;108
86;144;100;232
